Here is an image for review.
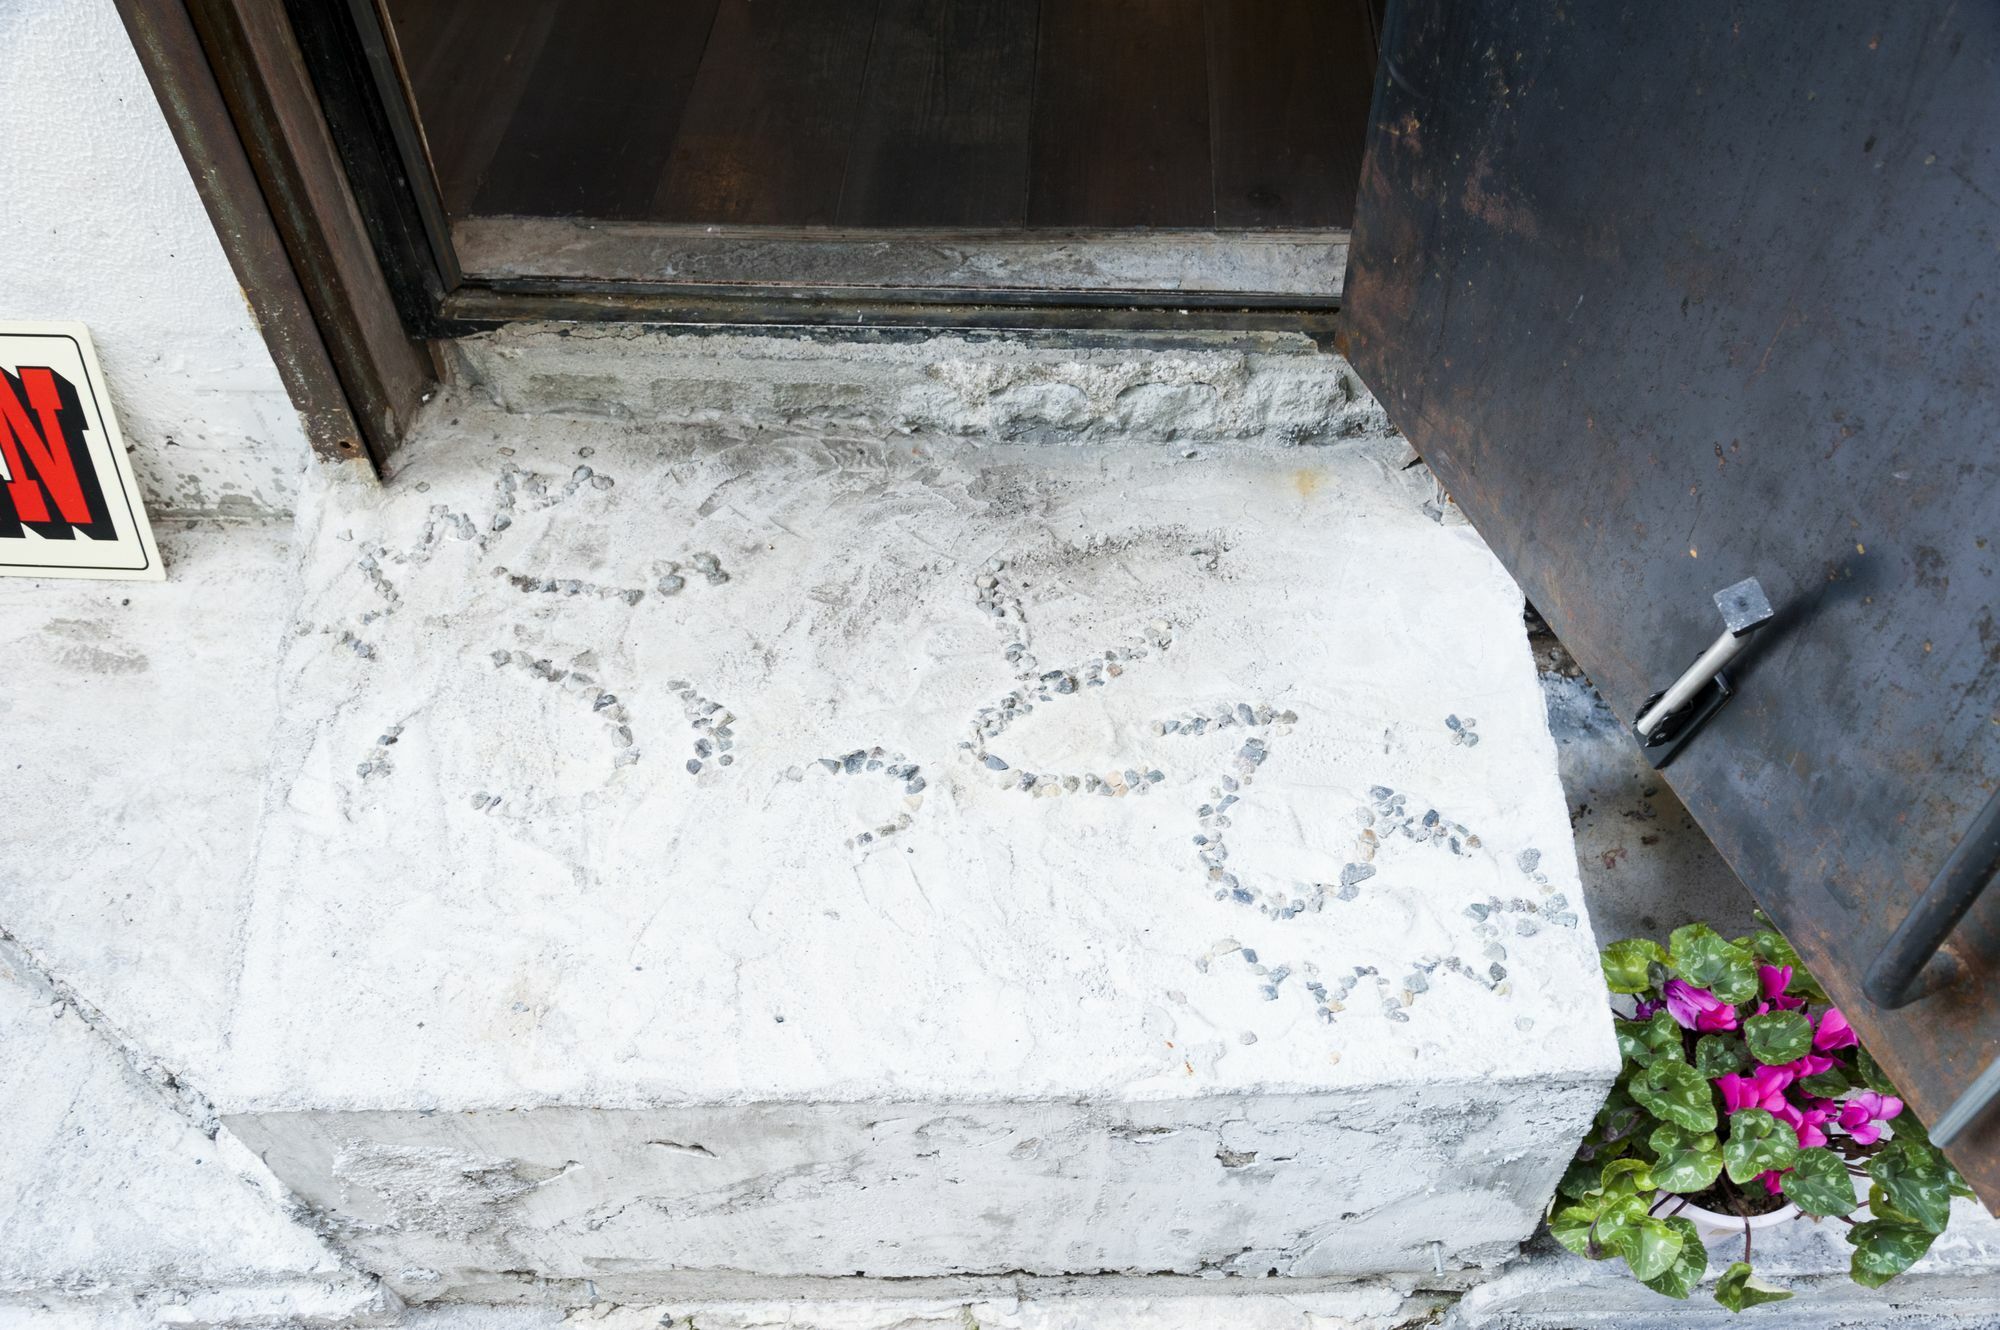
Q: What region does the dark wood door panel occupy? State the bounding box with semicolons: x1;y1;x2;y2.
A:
839;0;1039;227
651;0;881;225
1205;0;1375;228
1027;0;1212;227
1342;1;2000;1198
471;0;720;220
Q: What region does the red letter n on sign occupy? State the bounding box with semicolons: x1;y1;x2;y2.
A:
0;366;115;541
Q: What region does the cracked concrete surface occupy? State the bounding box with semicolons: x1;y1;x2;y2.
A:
5;326;1993;1329
0;938;395;1326
2;324;1616;1317
442;324;1384;447
184;385;1611;1300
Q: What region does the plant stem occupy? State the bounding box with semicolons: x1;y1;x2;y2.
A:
1743;1221;1753;1266
1835;1214;1857;1227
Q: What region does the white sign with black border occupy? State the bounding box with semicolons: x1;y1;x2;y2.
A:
0;321;163;581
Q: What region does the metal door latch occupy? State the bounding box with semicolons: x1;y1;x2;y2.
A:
1632;577;1773;769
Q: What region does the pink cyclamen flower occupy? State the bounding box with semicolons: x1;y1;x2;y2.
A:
1776;1097;1838;1149
1814;1007;1859;1051
1633;998;1664;1020
1758;1169;1787;1196
1758;964;1792;999
1838;1092;1904;1145
1664;979;1739;1032
1781;1052;1838;1080
1716;1064;1794;1114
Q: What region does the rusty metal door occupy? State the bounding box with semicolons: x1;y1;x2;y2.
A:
1340;1;2000;1200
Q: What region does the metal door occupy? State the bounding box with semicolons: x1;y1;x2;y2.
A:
1340;1;2000;1200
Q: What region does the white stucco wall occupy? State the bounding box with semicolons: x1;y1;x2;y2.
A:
0;0;307;521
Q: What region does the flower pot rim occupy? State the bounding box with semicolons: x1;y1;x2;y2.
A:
1669;1197;1802;1231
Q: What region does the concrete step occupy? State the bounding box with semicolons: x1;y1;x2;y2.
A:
188;368;1616;1301
0;940;392;1324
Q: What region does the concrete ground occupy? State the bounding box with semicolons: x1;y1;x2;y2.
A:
0;331;1990;1328
7;514;1987;1330
1528;611;1760;947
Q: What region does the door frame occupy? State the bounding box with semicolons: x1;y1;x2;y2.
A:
115;0;432;470
117;1;1358;478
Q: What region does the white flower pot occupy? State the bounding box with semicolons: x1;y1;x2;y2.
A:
1672;1198;1802;1244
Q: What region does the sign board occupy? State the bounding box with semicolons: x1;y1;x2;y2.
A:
0;322;163;581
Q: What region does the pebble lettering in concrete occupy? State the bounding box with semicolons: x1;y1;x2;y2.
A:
343;513;1573;1043
354;723;403;780
964;617;1178;798
673;681;736;777
491;648;643;771
811;746;925;848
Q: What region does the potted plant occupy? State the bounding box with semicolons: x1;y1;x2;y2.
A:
1551;916;1975;1311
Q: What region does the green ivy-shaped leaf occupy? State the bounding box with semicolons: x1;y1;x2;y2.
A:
1795;1064;1853;1098
1748;915;1828;996
1616;1012;1687;1067
1781;1147;1858;1217
1945;1155;1976;1200
1639;1216;1707;1300
1602;938;1668;994
1742;1011;1812;1066
1721;1109;1800;1184
1670;924;1758;1003
1587;1191;1654;1262
1594;1157;1656;1201
1747;926;1800;969
1868;1139;1952;1234
1608;1214;1687;1283
1558;1148;1617;1201
1886;1109;1967;1202
1868;1181;1924;1229
1714;1260;1794;1311
1847;1219;1938;1289
1895;1110;1932;1145
1856;1046;1898;1095
1632;1058;1719;1133
1647;1122;1723;1194
1595;1085;1648;1145
1693;1034;1749;1078
1549;1202;1600;1257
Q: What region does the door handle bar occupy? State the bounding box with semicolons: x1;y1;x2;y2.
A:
1632;577;1772;769
1863;785;2000;1147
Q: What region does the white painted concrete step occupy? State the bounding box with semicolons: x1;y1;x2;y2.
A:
178;386;1617;1301
0;940;391;1324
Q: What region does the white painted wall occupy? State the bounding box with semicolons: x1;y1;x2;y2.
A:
0;0;308;521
